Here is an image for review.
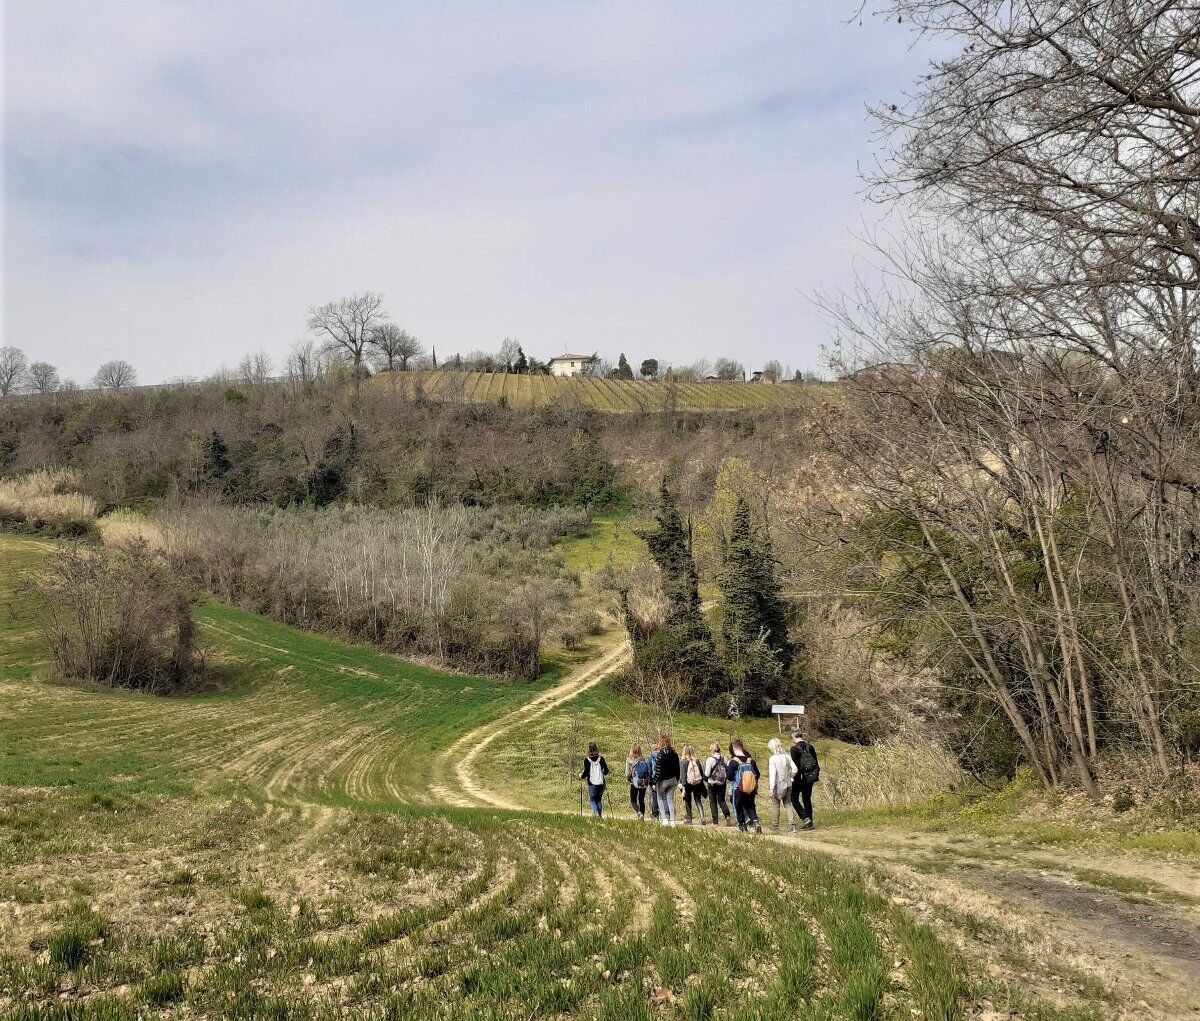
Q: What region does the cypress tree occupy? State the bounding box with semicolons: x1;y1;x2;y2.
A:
717;496;794;712
633;479;722;707
615;353;634;380
197;430;231;491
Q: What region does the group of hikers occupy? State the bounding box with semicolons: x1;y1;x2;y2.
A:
579;731;820;834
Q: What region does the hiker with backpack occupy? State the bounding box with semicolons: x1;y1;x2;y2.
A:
703;742;733;826
679;744;707;825
625;742;650;820
728;738;762;834
651;734;681;827
767;737;798;833
579;742;610;818
788;731;819;830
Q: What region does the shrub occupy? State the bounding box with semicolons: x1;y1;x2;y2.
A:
36;543;204;694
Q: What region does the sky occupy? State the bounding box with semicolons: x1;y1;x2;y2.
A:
2;1;927;386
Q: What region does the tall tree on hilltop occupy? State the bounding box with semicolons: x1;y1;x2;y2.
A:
717;496;795;713
614;353;634;380
308;292;388;392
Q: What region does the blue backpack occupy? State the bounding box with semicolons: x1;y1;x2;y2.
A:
632;759;649;788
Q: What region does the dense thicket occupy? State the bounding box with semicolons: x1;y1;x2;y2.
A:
108;502;589;682
0;380;619;511
823;0;1200;793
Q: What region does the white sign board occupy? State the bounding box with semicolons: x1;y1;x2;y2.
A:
770;704;805;715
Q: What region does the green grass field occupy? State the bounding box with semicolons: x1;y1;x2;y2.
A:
374;371;835;414
0;533;980;1020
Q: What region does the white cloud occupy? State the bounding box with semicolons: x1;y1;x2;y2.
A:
3;1;928;382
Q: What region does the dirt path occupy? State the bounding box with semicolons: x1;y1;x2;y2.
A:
434;638;1200;1019
755;826;1200;1019
431;638;631;809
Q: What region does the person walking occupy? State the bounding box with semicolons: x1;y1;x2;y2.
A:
728;738;762;834
767;737;798;832
579;742;610;818
651;734;680;827
625;742;650;820
789;731;820;830
680;744;707;825
704;742;733;826
647;744;661;821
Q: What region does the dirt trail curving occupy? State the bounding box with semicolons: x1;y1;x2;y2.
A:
433;636;1200;1019
431;638;631;809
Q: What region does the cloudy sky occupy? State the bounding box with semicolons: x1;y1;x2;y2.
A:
3;2;926;385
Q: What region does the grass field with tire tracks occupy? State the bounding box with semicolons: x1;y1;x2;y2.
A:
1;533;984;1020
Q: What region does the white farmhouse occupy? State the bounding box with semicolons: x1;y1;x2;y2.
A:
548;353;596;377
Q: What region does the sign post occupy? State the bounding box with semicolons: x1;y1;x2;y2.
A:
770;704;806;735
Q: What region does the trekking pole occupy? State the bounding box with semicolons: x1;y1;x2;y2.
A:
579;780;584;817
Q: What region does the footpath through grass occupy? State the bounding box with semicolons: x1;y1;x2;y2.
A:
1;532;979;1020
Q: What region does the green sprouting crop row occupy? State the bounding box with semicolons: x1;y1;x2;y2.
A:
374;372;836;414
0;787;967;1021
0;533;969;1020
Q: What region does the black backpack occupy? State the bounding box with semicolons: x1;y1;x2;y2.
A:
795;742;820;783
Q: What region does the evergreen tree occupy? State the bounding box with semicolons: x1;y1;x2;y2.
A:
514;346;529;374
717;496;795;713
631;479;722;707
197;430;231;491
615;353;634;380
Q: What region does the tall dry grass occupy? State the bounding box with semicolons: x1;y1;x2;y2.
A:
96;510;167;552
0;469;96;525
821;737;965;809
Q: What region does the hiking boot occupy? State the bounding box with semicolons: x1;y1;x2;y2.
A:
802;820;814;830
754;823;763;835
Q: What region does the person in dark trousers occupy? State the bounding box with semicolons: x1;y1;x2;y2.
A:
704;742;733;825
679;744;707;824
728;738;762;833
625;742;649;820
579;742;610;818
789;731;819;829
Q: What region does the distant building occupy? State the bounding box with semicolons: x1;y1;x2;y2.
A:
750;370;776;383
839;361;918;383
548;353;596;377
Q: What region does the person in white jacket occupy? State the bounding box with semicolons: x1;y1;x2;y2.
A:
767;737;798;833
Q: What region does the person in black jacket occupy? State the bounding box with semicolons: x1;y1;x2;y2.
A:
580;742;610;818
651;734;681;827
789;731;819;829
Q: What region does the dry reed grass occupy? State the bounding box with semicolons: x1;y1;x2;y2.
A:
823;737;965;809
96;509;167;552
0;469;96;523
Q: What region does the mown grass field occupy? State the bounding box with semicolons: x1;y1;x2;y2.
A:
374;371;836;413
1;532;983;1020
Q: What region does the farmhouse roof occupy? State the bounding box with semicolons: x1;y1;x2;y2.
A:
549;353;595;362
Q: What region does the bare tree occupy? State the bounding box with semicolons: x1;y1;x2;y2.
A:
714;358;745;381
237;349;274;386
817;0;1200;793
307;292;389;391
0;347;27;396
498;337;522;373
369;323;423;372
26;361;60;395
93;359;137;391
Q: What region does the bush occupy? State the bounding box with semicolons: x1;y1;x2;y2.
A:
36;543;204;694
